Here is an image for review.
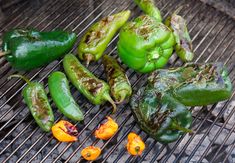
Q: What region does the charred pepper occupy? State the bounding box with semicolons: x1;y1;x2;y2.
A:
78;10;131;65
63;54;117;113
131;85;192;143
118;15;175;73
126;132;146;156
149;62;232;106
81;146;101;161
102;54;132;103
48;71;84;121
52;120;78;142
1;29;76;70
8;74;54;132
134;0;162;22
165;7;194;62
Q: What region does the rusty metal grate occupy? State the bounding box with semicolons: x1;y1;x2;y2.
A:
0;0;235;162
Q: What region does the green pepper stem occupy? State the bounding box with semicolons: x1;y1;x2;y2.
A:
8;74;32;85
173;5;184;15
103;93;117;114
0;51;11;57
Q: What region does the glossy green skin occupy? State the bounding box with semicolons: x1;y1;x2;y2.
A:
63;54;113;105
78;10;131;63
131;85;192;143
134;0;162;22
102;54;132;103
23;82;54;132
48;71;84;121
117;15;175;73
149;63;232;106
165;10;194;62
2;29;77;70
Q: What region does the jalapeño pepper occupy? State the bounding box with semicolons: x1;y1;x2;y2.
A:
165;7;194;62
78;10;131;65
134;0;162;22
102;54;132;103
149;62;232;106
8;74;54;132
48;71;84;121
1;29;77;70
117;15;175;73
63;54;117;113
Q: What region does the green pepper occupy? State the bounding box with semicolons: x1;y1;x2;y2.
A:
117;15;175;73
48;71;84;121
78;10;131;65
131;85;192;143
8;74;54;132
149;62;232;106
1;29;76;70
102;54;132;103
165;7;194;62
63;54;117;113
134;0;162;22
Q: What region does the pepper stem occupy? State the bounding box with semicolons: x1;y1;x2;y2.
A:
173;5;184;15
0;51;11;57
103;93;117;114
171;119;193;133
84;53;93;66
8;74;32;85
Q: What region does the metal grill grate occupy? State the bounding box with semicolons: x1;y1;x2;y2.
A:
0;0;235;162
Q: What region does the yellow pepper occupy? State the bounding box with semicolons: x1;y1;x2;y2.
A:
126;132;145;156
81;146;101;161
95;116;118;140
51;120;78;142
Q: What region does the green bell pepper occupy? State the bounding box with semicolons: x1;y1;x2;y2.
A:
63;54;117;113
165;7;194;62
149;62;232;106
48;71;84;121
134;0;162;22
1;29;76;71
78;10;131;65
117;15;175;73
131;85;192;143
8;74;54;132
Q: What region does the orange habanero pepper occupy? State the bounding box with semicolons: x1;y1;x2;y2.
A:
81;146;101;161
126;132;145;156
52;120;78;142
95;116;118;140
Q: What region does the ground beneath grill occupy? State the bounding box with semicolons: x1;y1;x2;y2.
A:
0;0;235;162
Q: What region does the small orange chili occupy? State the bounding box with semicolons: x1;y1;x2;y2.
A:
81;146;101;161
95;116;118;140
126;132;145;156
52;120;78;142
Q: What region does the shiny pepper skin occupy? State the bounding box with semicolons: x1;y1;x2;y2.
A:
118;15;175;73
52;120;78;142
126;132;145;156
95;116;118;140
81;146;101;161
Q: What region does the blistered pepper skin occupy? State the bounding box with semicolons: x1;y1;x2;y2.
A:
48;71;84;121
78;10;131;65
118;15;175;73
2;29;77;70
102;54;132;103
63;54;116;113
134;0;162;22
9;75;54;132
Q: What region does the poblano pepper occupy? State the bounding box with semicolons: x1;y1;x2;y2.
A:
102;54;132;103
117;15;175;73
63;54;117;113
149;62;232;106
8;74;54;132
134;0;162;22
1;29;77;70
131;85;192;143
165;7;194;62
78;10;131;65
